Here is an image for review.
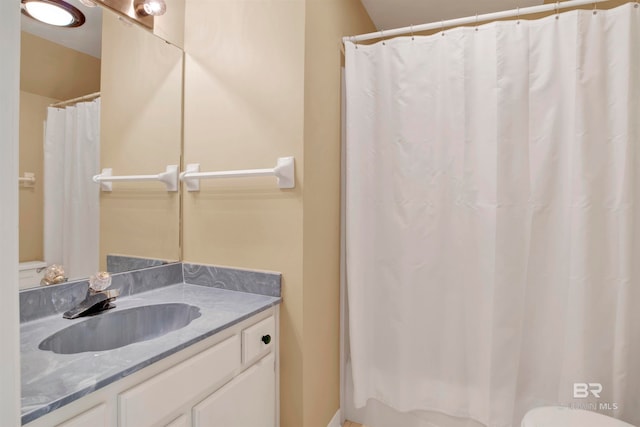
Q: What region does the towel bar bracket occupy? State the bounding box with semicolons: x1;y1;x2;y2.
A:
274;156;295;189
93;165;179;192
97;168;113;192
19;172;36;187
183;163;201;192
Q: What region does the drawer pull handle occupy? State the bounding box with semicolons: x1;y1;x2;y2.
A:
261;335;271;345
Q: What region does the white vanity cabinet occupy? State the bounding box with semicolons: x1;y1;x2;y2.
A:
55;404;108;427
119;335;241;427
193;353;275;427
165;415;189;427
25;307;279;427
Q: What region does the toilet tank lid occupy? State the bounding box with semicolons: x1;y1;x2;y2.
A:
522;407;635;427
19;261;46;271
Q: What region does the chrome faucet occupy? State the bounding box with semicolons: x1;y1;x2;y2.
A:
63;288;121;319
63;272;120;319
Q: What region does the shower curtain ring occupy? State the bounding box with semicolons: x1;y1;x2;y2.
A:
517;7;520;24
411;24;414;40
475;13;479;31
441;20;445;36
555;1;560;19
351;35;358;49
380;29;386;45
593;2;598;14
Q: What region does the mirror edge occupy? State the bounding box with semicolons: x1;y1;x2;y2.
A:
0;0;22;425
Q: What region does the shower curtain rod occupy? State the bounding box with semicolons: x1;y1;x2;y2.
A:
343;0;611;43
50;91;101;108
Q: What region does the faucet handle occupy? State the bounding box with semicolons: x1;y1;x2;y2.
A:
89;272;112;292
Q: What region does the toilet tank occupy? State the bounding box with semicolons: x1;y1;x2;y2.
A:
19;261;46;290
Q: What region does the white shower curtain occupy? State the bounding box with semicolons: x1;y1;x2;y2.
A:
44;99;100;281
345;4;640;427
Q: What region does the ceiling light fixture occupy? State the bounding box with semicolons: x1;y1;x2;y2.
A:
78;0;97;7
134;0;167;17
21;0;86;27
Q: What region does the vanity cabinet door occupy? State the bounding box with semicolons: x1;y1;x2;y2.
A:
119;335;240;427
56;404;108;427
192;353;275;427
165;414;188;427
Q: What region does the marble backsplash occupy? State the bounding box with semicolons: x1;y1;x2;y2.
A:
20;262;282;323
106;255;171;274
183;263;281;298
20;263;184;323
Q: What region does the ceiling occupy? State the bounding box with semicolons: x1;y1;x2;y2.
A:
20;0;103;58
360;0;544;32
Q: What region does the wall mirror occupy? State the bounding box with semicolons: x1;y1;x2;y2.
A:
18;0;183;289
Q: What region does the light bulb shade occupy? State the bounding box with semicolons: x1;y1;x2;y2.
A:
21;0;86;27
134;0;167;17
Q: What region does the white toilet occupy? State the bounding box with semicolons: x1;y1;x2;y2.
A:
522;406;635;427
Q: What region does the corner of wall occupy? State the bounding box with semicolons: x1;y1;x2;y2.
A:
301;1;375;426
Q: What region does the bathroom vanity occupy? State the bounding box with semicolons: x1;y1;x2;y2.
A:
20;263;281;427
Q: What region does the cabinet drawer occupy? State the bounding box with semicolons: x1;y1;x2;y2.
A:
119;335;240;427
56;404;107;427
242;316;275;365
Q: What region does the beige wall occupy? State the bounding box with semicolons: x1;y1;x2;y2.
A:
94;0;186;48
401;0;631;38
182;0;374;426
302;3;374;425
20;32;101;100
182;1;306;425
153;0;185;49
99;10;182;269
19;33;101;263
437;0;632;34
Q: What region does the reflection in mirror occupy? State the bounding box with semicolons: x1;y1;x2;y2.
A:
99;7;182;276
18;0;182;289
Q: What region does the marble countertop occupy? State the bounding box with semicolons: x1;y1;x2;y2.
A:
20;283;281;425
